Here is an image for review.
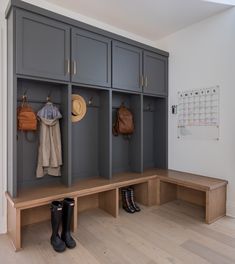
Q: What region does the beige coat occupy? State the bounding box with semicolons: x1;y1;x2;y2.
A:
36;117;62;178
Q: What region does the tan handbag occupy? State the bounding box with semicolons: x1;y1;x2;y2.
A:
113;105;134;136
17;97;37;131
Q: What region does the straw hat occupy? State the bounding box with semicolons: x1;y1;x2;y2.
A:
71;94;87;122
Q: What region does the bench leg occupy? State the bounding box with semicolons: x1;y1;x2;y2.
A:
71;197;78;232
206;186;226;224
99;189;119;218
147;179;158;206
7;200;21;251
133;182;149;206
157;181;177;205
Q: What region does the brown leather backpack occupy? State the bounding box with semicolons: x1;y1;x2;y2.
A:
113;105;134;136
17;98;37;131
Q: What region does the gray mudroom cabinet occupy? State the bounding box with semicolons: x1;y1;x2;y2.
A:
112;41;168;96
6;0;169;198
16;9;70;81
143;51;168;96
71;29;111;87
112;41;143;92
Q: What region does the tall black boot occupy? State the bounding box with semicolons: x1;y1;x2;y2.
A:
121;189;135;213
127;187;141;212
50;201;66;252
61;198;76;249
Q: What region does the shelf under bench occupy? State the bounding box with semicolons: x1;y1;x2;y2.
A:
6;169;228;251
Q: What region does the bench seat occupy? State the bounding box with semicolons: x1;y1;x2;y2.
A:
5;169;228;251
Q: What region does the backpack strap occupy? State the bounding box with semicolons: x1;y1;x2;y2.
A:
112;123;119;136
24;131;38;143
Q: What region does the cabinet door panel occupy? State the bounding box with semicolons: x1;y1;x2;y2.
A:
112;41;142;92
72;29;111;87
16;10;70;81
143;51;167;96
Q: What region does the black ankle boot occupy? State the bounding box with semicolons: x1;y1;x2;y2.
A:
127;187;141;212
121;189;135;213
61;198;76;249
50;201;66;252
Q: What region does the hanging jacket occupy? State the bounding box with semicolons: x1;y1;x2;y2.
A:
36;116;62;178
37;102;62;120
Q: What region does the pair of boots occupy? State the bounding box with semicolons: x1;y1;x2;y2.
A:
50;198;76;252
121;187;141;213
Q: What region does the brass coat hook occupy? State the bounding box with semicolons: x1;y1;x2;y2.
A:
46;90;52;102
88;97;93;105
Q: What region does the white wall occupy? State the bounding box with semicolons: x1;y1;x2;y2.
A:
156;7;235;217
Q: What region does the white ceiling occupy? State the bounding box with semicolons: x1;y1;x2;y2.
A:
46;0;233;41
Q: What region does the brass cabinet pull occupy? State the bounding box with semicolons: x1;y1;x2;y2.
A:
65;59;70;74
72;60;77;75
145;76;148;88
140;75;144;87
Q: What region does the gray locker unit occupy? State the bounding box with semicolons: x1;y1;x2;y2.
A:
6;0;169;197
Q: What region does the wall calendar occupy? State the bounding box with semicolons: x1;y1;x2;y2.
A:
177;85;220;140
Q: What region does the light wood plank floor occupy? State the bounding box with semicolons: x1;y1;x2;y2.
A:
0;200;235;264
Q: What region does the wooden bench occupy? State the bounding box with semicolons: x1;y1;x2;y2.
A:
6;171;157;251
155;169;228;224
5;169;228;251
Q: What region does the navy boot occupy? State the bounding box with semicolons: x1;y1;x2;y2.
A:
61;198;76;249
50;201;66;252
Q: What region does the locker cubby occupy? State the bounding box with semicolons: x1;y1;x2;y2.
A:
16;78;70;191
112;91;142;174
71;86;111;182
143;96;167;170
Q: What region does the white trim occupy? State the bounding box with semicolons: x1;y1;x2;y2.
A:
226;200;235;218
204;0;235;5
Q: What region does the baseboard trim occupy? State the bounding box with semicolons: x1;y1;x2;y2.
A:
0;215;7;234
226;201;235;218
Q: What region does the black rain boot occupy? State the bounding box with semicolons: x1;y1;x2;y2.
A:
61;198;77;249
121;189;135;213
50;201;66;253
127;187;141;212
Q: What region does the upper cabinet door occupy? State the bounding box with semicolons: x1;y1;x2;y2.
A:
71;29;111;87
16;10;70;81
143;51;168;96
112;41;142;92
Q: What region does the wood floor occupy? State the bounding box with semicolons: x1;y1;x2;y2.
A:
0;200;235;264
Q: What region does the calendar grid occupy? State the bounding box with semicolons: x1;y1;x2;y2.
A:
177;86;220;140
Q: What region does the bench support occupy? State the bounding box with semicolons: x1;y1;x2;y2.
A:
157;181;177;205
158;180;227;224
99;189;119;218
7;200;21;251
206;186;226;224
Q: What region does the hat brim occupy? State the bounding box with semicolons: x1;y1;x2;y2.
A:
71;94;87;123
